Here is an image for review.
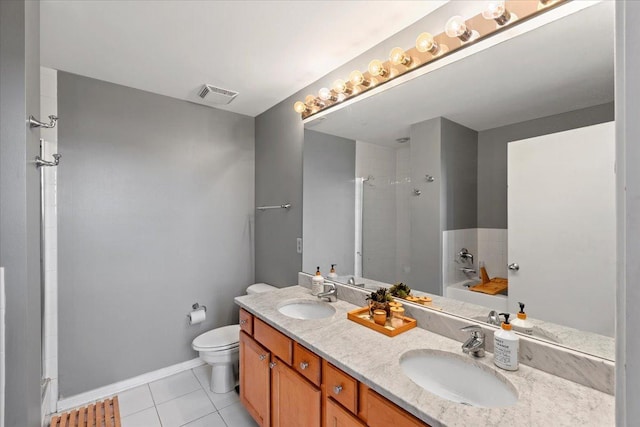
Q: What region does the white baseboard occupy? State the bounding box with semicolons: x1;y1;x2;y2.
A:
57;358;205;412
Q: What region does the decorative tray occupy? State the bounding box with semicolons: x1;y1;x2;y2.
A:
347;306;417;337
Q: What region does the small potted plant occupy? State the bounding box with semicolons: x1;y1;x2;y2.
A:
389;282;412;299
366;287;393;316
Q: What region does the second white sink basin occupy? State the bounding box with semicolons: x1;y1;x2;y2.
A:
278;300;336;320
400;350;518;408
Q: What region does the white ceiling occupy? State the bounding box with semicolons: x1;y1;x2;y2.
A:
306;1;614;146
40;0;448;117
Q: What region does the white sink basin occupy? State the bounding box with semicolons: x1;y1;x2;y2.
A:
400;350;518;408
277;300;336;320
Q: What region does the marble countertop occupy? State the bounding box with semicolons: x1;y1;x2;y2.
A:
235;286;614;427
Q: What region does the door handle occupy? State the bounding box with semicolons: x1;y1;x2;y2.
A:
299;362;309;370
508;263;520;271
269;361;277;369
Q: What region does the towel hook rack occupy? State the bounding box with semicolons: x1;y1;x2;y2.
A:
257;203;291;211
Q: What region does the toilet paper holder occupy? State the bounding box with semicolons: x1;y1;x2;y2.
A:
187;302;207;318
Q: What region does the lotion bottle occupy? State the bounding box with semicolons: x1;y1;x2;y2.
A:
327;264;338;280
511;302;534;335
311;266;324;296
493;313;519;371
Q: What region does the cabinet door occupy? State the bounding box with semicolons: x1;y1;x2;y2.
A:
239;331;270;427
271;356;321;427
366;389;429;427
325;397;366;427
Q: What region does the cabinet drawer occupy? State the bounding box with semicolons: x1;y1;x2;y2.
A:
293;342;321;387
239;309;253;335
254;318;293;365
366;389;429;427
322;361;358;414
325;397;366;427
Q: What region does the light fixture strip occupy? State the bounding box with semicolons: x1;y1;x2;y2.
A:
297;0;568;119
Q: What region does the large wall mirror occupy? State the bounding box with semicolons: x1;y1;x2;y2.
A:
302;1;615;361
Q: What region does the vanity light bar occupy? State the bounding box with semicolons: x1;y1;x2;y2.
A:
294;0;568;118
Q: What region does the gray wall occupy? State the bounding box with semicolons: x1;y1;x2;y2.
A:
616;2;639;425
0;0;42;425
57;73;255;396
441;118;478;230
254;101;303;286
477;102;614;229
302;130;355;276
409;118;442;294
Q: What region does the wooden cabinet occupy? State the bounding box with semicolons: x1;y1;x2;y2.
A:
254;318;293;365
239;331;270;427
239;309;253;335
239;311;429;427
366;389;429;427
294;342;322;387
323;360;358;414
271;356;321;427
326;397;366;427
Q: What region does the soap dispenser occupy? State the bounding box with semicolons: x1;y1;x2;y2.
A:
493;313;519;371
511;302;534;335
311;266;324;296
327;264;338;280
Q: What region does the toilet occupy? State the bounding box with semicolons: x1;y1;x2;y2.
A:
192;283;277;393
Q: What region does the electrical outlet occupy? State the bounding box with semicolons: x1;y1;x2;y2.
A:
296;238;302;254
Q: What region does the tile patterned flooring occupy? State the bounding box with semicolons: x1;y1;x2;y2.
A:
119;366;257;427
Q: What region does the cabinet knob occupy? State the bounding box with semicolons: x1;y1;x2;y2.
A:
269;361;277;369
299;362;309;370
240;319;247;325
259;354;266;361
333;385;343;394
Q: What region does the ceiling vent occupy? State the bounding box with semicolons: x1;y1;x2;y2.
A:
197;84;239;105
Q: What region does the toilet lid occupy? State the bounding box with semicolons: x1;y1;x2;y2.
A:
192;325;240;350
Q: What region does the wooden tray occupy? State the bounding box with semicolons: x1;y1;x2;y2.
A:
470;277;508;295
347;306;417;337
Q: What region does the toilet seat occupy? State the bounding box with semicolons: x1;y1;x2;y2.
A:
192;325;240;352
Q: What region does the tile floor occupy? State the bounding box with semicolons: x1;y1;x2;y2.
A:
119;365;257;427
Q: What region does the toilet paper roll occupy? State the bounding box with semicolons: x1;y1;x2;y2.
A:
188;309;206;325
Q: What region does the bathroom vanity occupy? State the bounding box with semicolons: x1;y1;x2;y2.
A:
235;285;613;427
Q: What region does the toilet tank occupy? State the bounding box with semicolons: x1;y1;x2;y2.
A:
246;283;277;295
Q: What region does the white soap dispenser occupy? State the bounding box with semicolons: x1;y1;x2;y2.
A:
511;302;534;336
327;264;338;280
311;266;324;296
493;313;519;371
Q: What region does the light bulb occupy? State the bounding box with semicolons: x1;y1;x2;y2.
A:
304;95;318;107
293;101;308;114
318;87;337;102
332;79;352;94
482;1;511;26
389;47;412;66
415;32;440;55
349;70;370;87
445;15;473;42
368;59;388;77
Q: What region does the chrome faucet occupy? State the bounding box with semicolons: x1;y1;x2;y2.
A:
317;282;338;302
347;277;364;287
460;325;485;358
458;248;474;264
486;310;501;326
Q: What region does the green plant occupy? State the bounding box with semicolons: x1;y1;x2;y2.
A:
389;282;412;298
366;287;393;303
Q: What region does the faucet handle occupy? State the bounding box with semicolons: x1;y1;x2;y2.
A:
461;325;485;338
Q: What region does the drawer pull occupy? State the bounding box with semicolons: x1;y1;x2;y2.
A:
240;319;247;325
333;385;343;394
269;361;277;369
299;362;309;370
259;354;266;361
